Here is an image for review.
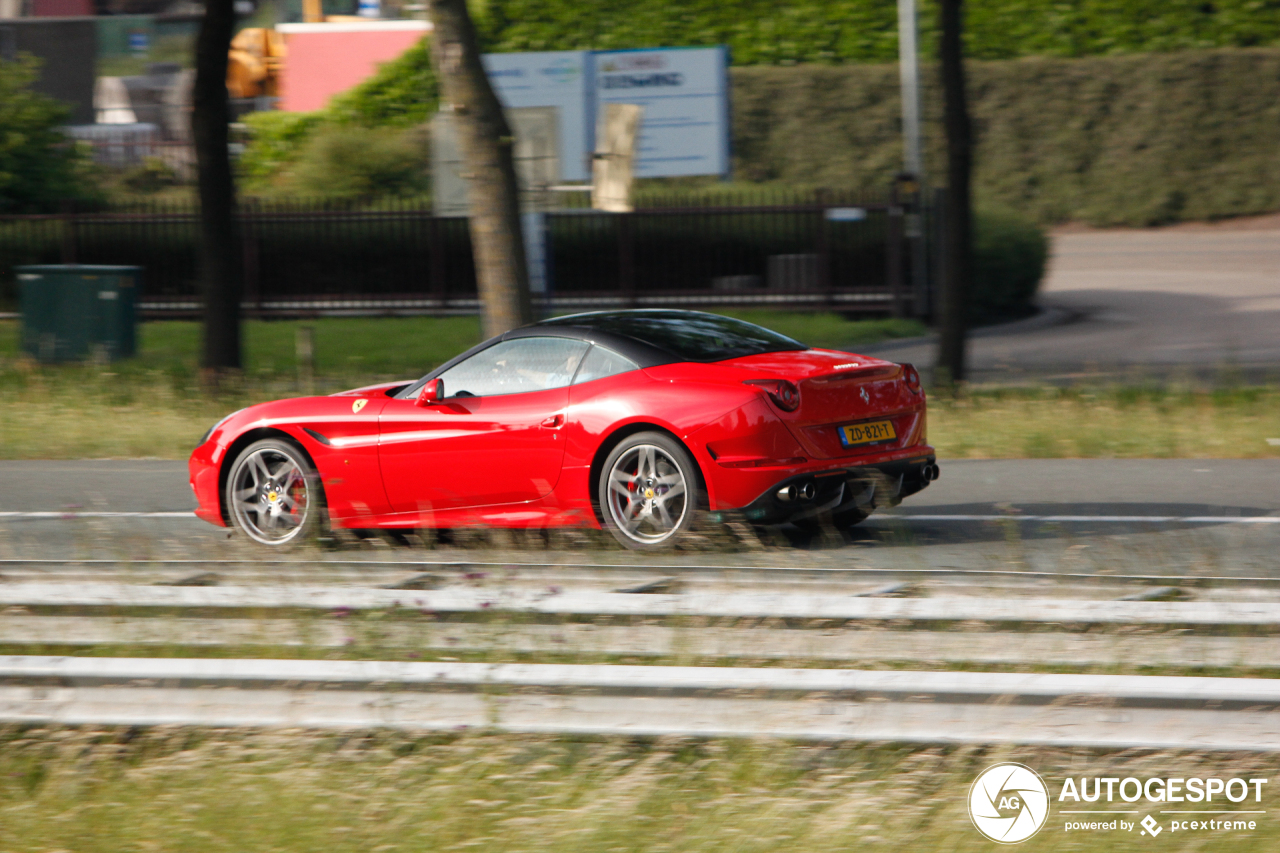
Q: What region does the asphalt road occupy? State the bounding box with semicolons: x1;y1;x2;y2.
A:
1;458;1274;517
865;221;1280;382
0;459;1276;578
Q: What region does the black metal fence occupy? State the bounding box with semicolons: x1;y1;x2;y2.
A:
0;189;926;318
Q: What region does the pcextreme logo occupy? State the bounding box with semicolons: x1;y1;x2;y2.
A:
969;763;1051;844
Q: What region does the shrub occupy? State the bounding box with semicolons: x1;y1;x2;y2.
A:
0;55;101;213
971;208;1048;323
287;125;428;200
239;38;437;194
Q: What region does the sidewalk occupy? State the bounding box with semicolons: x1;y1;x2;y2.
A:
864;216;1280;383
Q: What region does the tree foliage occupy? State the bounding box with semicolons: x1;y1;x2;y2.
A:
0;56;98;213
239;38;437;194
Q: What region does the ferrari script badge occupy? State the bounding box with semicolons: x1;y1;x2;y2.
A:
352;399;368;414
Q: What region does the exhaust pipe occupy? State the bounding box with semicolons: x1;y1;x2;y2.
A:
777;481;817;502
920;464;935;485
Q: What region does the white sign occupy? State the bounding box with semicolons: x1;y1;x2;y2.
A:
481;46;729;181
591;47;729;178
483;51;590;181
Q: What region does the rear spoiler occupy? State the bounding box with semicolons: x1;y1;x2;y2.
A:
801;363;901;385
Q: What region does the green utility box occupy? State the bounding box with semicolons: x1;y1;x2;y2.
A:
17;265;140;363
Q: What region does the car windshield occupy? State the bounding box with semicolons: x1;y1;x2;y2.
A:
539;311;806;362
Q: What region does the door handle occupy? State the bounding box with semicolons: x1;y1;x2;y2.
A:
541;414;565;429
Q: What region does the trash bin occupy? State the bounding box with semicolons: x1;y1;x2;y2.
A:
17;265;140;363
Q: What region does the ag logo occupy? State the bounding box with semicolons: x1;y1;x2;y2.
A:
969;763;1050;844
352;399;368;414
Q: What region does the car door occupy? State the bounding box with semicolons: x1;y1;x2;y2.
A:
378;336;589;513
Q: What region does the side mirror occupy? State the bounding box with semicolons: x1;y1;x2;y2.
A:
416;378;443;407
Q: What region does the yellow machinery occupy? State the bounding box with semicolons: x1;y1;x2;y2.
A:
226;28;287;100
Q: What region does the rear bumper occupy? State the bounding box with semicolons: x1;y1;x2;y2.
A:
725;451;938;524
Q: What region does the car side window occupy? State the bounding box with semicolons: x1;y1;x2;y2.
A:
437;337;589;398
573;345;639;385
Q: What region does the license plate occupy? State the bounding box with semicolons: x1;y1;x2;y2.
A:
839;419;896;447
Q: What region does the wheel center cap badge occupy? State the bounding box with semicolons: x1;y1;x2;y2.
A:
267;491;278;502
644;488;656;499
352;399;368;413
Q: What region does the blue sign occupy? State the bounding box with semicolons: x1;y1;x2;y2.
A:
483;46;730;182
484;51;591;182
591;47;730;178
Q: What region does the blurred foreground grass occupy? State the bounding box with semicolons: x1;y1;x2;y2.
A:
2;318;1278;459
0;728;1275;852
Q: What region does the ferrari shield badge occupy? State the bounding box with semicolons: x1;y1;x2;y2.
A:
352;399;368;414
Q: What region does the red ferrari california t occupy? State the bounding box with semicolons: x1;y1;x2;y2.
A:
189;310;938;549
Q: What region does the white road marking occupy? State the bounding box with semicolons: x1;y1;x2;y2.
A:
0;511;1275;523
889;514;1280;523
0;511;196;518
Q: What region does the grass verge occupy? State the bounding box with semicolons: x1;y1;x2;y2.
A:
931;386;1280;459
0;727;1275;852
2;319;1278;460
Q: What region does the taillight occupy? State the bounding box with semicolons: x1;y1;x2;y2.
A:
901;363;921;394
744;379;801;412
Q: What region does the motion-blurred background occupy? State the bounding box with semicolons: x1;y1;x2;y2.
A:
1;7;1279;851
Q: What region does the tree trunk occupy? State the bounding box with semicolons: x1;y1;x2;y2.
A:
936;0;972;386
193;0;243;374
428;0;533;338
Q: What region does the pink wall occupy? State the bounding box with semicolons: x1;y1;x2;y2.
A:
277;22;431;113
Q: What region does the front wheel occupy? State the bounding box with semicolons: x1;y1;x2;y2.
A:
598;432;701;550
225;438;323;546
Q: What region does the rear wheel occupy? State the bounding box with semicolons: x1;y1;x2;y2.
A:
599;432;700;550
225;438;323;546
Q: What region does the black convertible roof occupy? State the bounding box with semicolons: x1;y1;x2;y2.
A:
527;309;806;364
398;310;807;399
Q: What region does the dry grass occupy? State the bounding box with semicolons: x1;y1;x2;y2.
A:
930;386;1280;459
3;376;1278;461
0;726;1275;852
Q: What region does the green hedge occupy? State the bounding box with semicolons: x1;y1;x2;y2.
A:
732;48;1280;225
0;207;1046;321
479;0;1280;64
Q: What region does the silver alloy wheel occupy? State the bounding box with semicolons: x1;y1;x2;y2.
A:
229;444;312;545
603;443;689;545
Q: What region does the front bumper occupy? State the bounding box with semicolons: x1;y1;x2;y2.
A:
189;440;228;527
729;454;938;524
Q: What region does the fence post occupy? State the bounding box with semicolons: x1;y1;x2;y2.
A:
428;214;447;309
815;188;832;308
242;199;260;313
618;212;635;306
60;200;77;264
887;183;906;319
296;325;315;395
930;186;947;325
